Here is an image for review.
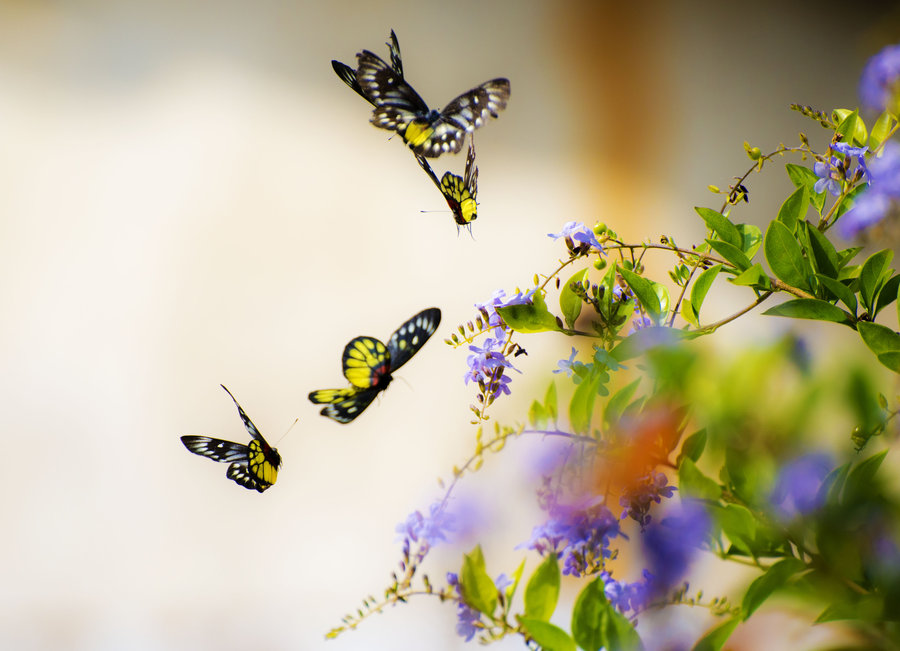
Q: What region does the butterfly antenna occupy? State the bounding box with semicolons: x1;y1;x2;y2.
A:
274;418;300;446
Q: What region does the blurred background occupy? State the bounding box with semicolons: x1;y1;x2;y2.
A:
1;0;898;649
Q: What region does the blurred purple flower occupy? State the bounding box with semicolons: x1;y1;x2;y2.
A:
554;347;579;377
769;452;833;520
642;499;710;594
446;572;481;641
859;43;900;113
602;569;654;615
839;142;900;237
395;500;456;548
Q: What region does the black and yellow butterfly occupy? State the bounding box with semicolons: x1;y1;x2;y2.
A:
332;30;403;106
416;138;478;231
354;36;509;158
309;308;441;423
181;385;282;492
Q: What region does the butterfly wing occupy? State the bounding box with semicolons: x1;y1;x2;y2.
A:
356;50;430;133
408;79;511;158
226;460;268;493
386;308;441;372
387;29;403;79
332;59;373;105
308;386;381;424
341;336;392;389
181;435;248;463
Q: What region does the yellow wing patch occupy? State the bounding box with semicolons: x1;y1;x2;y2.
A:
342;337;390;388
248;439;279;486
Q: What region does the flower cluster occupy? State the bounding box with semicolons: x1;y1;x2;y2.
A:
839;142;900;237
465;289;531;401
619;470;677;531
519;495;623;577
814;143;868;197
859;43;900;114
446;572;483;642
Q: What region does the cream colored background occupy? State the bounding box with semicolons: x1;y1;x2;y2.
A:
0;1;892;649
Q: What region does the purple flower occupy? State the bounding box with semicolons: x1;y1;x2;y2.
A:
446;573;481;641
838;142;900;237
814;157;843;196
832;142;870;180
395;500;456;548
474;289;534;339
631;315;654;332
859;43;900;113
641;499;710;594
769;452;833;521
464;334;520;399
519;495;624;577
620;470;677;531
554;347;579;377
548;221;605;253
601;569;653;615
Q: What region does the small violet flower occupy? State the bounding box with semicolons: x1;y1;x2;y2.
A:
859;43;900;114
548;221;605;254
553;347;579;377
814;157;843;196
601;569;654;615
446;571;507;642
620;470;677;531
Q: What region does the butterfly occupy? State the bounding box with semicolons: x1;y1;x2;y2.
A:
416;138;478;231
332;30;403;106
309;308;441;423
354;35;510;158
180;385;283;492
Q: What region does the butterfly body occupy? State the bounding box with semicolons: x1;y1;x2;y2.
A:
309;308;441;423
417;138;478;230
181;385;282;492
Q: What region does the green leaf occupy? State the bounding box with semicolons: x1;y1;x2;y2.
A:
498;291;562;333
742;558;806;619
460;546;498;616
679;458;721;501
518;618;576;651
870;111;895;150
678;429;707;463
572;578;643;651
813;274;857;315
717;504;758;556
859;249;893;313
682;298;699;328
762;298;854;325
529;400;549;427
874;274;900;317
619;266;662;320
877;351;900;373
786;163;826;214
729;263;772;290
843;451;887;506
560;268;590;329
776;186;808;232
604;378;641;429
737;223;763;257
834;108;866;146
805;223;840;279
691;618;740;651
545;381;558;422
695;207;741;248
764;221;810;290
858;322;900;356
524;554;560;621
707;239;752;271
690;264;722;319
570;370;602;434
508;558;526;601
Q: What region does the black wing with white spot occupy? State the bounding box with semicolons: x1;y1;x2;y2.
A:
386;308;441;372
181;435;248;463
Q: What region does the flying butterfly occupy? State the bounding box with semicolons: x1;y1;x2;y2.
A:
355;36;510;158
309;308;441;423
332;30;403;106
416;138;478;232
180;385;283;492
